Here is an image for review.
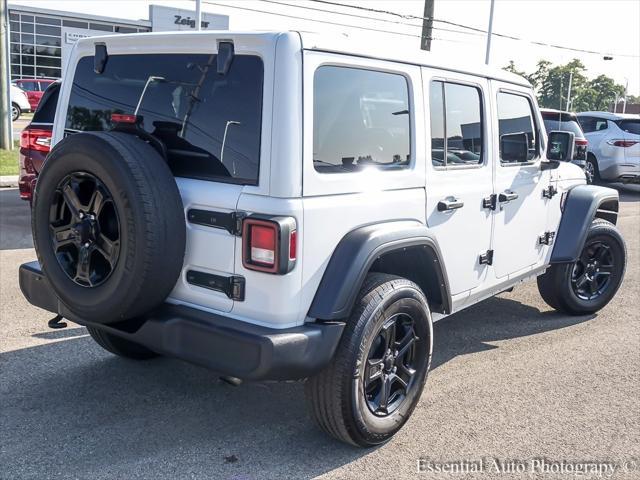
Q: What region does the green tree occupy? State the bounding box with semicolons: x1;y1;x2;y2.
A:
577;75;625;112
503;59;626;111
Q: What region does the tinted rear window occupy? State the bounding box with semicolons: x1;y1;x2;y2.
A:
617;119;640;135
32;82;59;123
66;54;263;185
541;112;584;137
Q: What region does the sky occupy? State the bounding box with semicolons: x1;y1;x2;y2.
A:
10;0;640;96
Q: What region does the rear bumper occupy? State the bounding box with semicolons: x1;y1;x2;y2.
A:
19;261;344;380
600;163;640;182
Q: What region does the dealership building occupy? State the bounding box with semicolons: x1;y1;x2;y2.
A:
7;4;229;81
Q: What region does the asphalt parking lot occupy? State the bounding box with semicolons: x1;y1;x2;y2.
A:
1;185;639;480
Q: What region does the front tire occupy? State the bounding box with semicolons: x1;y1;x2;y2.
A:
537;219;626;315
87;326;158;360
305;273;433;447
11;102;21;121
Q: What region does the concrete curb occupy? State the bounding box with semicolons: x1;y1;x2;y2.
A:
0;175;19;188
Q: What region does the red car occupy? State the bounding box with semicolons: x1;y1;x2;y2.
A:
13;79;55;111
18;81;59;203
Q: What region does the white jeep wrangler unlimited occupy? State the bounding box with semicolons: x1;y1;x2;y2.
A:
20;31;626;447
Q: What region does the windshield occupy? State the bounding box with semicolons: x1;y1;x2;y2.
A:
542;113;584;138
65;53;264;185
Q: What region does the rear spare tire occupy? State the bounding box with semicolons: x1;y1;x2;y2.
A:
32;132;185;324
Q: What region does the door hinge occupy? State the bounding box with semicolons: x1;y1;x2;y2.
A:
542;185;558;199
230;211;247;236
187;209;246;236
479;249;494;265
538;231;556;245
482;194;497;210
186;270;246;301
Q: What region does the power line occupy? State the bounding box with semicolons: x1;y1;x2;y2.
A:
257;0;484;38
202;1;464;43
307;0;640;58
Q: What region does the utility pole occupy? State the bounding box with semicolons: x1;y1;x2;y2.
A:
566;70;573;112
195;0;202;31
420;0;434;51
622;78;628;113
484;0;495;65
0;0;12;150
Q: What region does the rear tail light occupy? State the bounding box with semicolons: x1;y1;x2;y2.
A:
20;128;52;153
242;216;297;274
575;139;588;146
607;139;638;148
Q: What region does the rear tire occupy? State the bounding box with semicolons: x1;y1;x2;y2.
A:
537;219;626;315
11;103;21;121
87;326;158;360
585;154;600;184
305;273;433;447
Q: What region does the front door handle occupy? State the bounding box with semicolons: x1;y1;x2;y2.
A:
498;191;519;203
437;197;465;212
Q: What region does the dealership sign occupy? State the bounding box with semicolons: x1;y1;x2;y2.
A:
149;5;229;31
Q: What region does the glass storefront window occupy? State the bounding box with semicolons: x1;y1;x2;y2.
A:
37;57;61;68
35;35;61;47
35;16;61;25
35;67;62;78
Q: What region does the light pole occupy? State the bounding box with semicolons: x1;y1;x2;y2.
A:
566;70;574;112
1;0;12;150
484;0;496;65
195;0;202;31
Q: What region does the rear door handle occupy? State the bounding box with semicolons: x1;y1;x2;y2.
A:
437;198;465;212
498;191;519;203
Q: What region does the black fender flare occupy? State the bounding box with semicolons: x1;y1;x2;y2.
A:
550;184;619;263
308;220;451;320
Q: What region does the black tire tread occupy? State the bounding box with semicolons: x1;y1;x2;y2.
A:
537;218;625;315
305;273;424;446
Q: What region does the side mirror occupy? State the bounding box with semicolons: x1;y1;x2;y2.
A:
500;132;529;163
547;130;575;161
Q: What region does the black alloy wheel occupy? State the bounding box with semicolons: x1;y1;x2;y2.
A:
49;172;120;287
364;313;420;417
570;240;614;301
306;273;433;446
537;218;626;315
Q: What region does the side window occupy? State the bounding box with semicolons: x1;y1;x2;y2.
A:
497;92;538;164
429;81;483;167
19;81;38;91
313;66;411;173
595;119;609;131
578;116;596;133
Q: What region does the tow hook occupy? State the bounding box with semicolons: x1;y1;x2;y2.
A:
47;314;68;329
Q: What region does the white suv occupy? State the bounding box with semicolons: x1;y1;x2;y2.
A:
577;111;640;184
20;31;627;447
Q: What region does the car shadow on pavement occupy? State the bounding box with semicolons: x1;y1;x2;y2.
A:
431;295;594;370
2;295;595;479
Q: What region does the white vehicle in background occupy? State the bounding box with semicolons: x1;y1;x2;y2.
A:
10;84;32;121
577;112;640;184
